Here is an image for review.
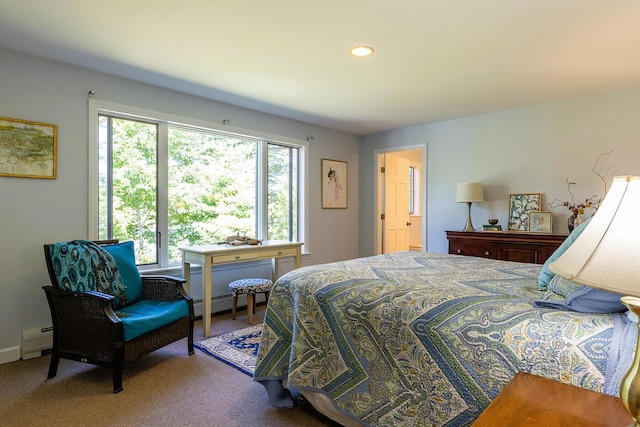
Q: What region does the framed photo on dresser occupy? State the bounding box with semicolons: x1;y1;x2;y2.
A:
507;193;541;231
528;211;552;233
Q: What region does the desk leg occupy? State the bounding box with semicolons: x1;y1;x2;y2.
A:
294;251;301;269
271;250;302;283
182;257;191;295
203;260;212;337
271;257;279;283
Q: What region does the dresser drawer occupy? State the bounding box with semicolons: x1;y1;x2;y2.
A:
499;245;540;264
448;239;498;259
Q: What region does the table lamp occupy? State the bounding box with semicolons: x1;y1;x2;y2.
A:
456;182;484;232
548;175;640;426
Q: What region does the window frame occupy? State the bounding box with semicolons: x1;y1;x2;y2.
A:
88;99;308;270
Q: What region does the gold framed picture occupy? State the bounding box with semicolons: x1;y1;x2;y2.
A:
321;158;347;209
508;193;542;231
528;211;553;233
0;117;57;179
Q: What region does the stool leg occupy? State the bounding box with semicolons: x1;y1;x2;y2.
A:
265;290;270;305
231;296;238;320
247;293;254;324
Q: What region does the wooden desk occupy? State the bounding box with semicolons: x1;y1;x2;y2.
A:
472;372;632;426
180;240;303;337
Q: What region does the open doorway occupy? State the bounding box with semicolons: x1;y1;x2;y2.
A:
375;145;426;255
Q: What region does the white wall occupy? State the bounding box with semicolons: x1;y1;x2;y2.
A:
0;47;360;361
359;85;640;257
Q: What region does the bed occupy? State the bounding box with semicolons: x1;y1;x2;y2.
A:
253;250;636;426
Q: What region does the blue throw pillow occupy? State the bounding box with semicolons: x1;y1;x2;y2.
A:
102;241;143;305
533;274;626;313
537;218;591;291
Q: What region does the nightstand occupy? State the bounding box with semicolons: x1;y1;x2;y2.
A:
472;372;632;426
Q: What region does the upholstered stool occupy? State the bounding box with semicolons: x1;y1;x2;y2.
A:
228;278;273;324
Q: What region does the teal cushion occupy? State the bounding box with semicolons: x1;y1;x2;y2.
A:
102;241;143;305
115;299;189;341
537;218;591;291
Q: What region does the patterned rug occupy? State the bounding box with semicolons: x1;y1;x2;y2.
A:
194;323;262;376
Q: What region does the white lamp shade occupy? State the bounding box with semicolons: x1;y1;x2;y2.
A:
549;175;640;297
456;182;484;203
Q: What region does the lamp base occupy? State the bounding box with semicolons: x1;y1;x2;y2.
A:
462;202;475;232
620;296;640;427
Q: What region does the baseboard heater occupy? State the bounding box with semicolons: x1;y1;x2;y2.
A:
21;326;53;360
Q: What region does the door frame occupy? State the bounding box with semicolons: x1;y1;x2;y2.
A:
374;143;428;255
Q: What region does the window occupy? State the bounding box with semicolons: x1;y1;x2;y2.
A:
268;144;298;241
98;116;159;264
91;101;306;267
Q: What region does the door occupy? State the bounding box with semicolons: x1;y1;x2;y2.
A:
383;154;410;253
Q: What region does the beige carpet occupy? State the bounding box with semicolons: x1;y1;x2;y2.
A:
0;308;340;427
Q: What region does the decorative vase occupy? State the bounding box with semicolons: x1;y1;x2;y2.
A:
567;212;584;233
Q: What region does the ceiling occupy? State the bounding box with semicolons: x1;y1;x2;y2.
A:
1;1;640;135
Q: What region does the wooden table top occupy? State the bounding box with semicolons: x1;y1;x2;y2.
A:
472;372;634;426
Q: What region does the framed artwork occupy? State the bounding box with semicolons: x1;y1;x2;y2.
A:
322;158;347;209
528;211;553;233
508;193;542;231
0;117;57;179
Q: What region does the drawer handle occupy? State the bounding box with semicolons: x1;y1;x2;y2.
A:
484;251;490;256
235;255;240;260
456;249;462;254
278;250;283;255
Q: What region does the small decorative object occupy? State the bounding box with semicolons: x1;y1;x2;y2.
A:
548;151;617;233
483;218;502;232
508;193;541;231
322;158;347;209
456;182;484;231
567;211;585;233
219;232;263;246
0;117;57;179
550;181;601;233
482;223;502;232
528;211;553;233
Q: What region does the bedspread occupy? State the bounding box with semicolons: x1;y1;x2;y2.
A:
254;252;629;426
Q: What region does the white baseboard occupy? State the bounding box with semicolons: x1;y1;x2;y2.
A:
0;346;21;365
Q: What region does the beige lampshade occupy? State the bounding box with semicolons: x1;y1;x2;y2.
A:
549;175;640;297
456;182;484;203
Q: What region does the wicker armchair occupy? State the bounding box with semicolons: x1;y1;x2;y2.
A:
42;239;194;393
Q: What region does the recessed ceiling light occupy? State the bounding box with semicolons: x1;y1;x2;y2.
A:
350;46;374;57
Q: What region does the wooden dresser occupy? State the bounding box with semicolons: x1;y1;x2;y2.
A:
445;231;567;264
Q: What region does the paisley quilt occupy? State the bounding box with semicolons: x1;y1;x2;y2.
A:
254;252;630;426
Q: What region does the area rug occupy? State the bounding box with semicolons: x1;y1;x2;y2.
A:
194;323;262;376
